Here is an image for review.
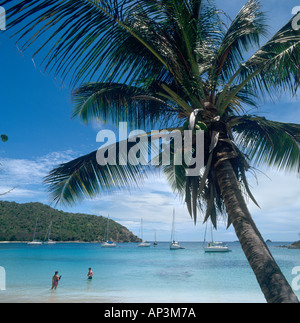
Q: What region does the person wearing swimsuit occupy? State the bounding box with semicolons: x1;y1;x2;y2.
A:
51;271;60;290
87;268;93;280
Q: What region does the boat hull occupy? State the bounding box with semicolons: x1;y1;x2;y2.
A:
101;242;117;248
27;241;43;245
204;247;231;253
44;240;56;245
170;242;185;250
138;242;151;247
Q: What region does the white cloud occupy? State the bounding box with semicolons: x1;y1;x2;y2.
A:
248;170;300;210
0;149;77;198
247;169;300;241
0;186;43;199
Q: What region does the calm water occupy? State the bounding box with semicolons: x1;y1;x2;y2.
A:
0;242;299;303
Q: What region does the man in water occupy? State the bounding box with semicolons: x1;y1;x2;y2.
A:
51;271;60;290
87;268;93;280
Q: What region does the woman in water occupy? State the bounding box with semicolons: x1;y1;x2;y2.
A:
51;271;60;290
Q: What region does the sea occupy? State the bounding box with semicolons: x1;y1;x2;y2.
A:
0;241;299;303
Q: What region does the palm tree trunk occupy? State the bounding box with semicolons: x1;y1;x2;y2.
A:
214;159;299;303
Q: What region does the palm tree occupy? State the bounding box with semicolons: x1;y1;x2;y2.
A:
3;0;300;302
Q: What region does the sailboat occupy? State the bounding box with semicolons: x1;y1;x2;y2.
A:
27;217;43;245
101;215;117;248
170;209;185;250
203;222;231;253
44;221;56;245
138;218;151;247
153;231;158;246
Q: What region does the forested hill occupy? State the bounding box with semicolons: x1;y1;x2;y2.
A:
0;201;140;242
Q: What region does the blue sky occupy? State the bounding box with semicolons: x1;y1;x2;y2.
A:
0;0;299;242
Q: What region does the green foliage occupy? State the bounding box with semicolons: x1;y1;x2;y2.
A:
0;201;140;242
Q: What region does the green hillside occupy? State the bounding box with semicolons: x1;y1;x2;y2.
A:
0;201;140;242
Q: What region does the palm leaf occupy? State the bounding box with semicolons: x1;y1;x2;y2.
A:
210;0;268;87
3;0;174;85
72;82;179;130
231;116;300;172
44;140;154;206
217;15;300;114
3;0;223;103
45;127;187;205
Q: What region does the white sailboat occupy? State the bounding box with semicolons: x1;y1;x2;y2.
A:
204;241;231;252
138;218;151;247
203;222;231;253
44;221;56;245
153;231;158;246
170;209;185;250
101;215;117;248
27;217;43;245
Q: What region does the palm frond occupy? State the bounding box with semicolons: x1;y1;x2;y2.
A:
3;0;173;85
3;0;224;102
216;86;259;115
242;18;300;95
45;127;188;206
218;15;300;114
44;140;154;206
72;82;179;130
231;116;300;172
210;0;268;87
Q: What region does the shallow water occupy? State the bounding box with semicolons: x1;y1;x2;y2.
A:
0;242;299;303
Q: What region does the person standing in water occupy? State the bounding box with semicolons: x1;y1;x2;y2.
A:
87;268;93;280
51;271;61;290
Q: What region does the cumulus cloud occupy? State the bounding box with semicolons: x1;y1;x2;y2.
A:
0;149;77;198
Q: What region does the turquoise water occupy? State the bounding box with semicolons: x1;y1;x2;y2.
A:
0;242;299;303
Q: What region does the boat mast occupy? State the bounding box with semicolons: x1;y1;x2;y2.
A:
32;217;38;241
44;221;52;241
141;218;144;241
106;215;110;241
171;208;175;242
48;221;52;240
